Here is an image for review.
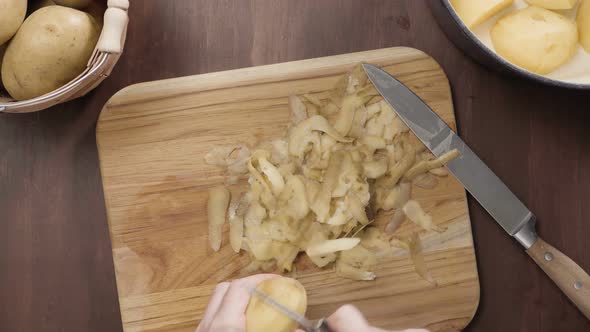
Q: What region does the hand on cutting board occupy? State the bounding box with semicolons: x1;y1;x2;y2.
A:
196;274;430;332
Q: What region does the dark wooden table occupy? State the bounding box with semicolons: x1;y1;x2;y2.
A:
1;1;589;331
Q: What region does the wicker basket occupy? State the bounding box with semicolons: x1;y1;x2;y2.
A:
0;0;130;113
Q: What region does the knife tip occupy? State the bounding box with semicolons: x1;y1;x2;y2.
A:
361;63;384;79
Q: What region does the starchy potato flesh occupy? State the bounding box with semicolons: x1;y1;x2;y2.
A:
205;65;459;282
491;6;579;75
450;0;514;29
579;0;590;52
525;0;577;9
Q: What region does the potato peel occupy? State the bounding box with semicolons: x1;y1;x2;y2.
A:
207;186;230;251
205;64;459;280
403;200;446;233
306;238;361;257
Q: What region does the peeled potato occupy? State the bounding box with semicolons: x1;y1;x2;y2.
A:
579;0;590;52
53;0;91;9
525;0;578;9
0;0;27;45
450;0;513;29
207;186;230;251
491;6;578;74
1;6;99;100
246;277;307;332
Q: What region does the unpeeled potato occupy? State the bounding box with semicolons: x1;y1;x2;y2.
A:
1;6;99;100
525;0;578;9
491;6;578;74
450;0;513;29
579;0;590;52
246;277;307;332
0;0;27;45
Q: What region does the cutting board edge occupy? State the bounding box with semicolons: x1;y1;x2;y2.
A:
96;47;482;331
98;47;445;113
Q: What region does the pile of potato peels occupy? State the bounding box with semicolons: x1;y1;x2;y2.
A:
206;64;458;282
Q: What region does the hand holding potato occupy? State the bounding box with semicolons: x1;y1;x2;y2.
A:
196;274;279;332
579;0;590;52
450;0;513;29
197;275;430;332
525;0;577;10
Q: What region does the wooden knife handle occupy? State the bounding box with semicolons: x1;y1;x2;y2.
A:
527;237;590;320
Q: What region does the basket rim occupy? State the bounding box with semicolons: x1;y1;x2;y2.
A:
0;0;129;113
0;52;112;112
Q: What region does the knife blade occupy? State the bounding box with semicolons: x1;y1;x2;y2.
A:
363;63;590;320
249;288;332;332
363;63;535;245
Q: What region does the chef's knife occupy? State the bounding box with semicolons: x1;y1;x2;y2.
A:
363;63;590;320
249;287;332;332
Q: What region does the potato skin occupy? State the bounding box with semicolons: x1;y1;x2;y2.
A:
1;6;99;100
491;6;578;75
450;0;513;29
0;0;27;45
246;277;307;332
54;0;91;9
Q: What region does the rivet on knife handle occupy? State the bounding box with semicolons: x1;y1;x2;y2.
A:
527;238;590;319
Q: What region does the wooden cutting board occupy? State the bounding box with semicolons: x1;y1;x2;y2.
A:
97;47;480;332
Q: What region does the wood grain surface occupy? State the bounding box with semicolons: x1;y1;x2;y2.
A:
96;48;479;332
527;238;590;320
1;1;590;332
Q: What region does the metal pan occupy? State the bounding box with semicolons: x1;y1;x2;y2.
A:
429;0;590;90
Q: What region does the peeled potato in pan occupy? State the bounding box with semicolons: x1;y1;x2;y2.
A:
579;0;590;52
525;0;578;10
491;6;578;75
450;0;513;29
246;277;307;332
